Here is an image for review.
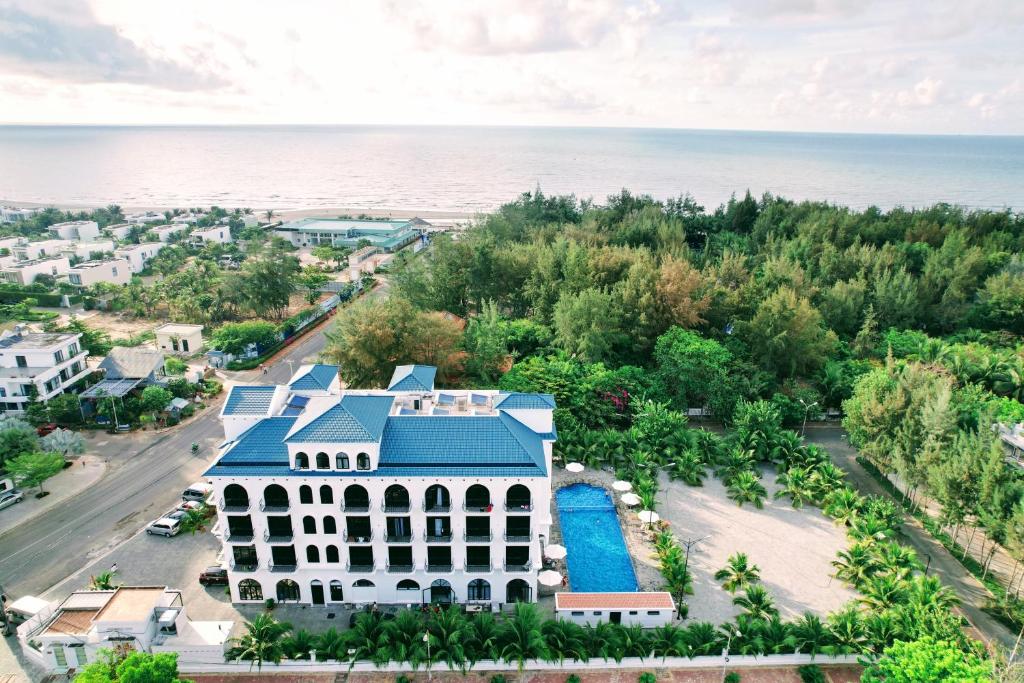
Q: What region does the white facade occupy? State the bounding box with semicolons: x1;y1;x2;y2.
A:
554;593;676;628
0;207;39;223
126;211;165;225
68;258;132;288
13;239;71;261
62;239;115;261
155;323;204;355
48;220;100;242
191;226;233;245
151;224;188;242
0;256;71;285
115;242;166;273
0;330;89;413
16;586;232;675
105;223;133;240
209;367;556;609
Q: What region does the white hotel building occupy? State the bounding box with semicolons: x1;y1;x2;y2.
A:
208;364;556;608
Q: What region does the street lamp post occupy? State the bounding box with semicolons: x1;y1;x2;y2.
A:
722;628;741;682
423;632;431;681
678;535;709;616
799;399;818;438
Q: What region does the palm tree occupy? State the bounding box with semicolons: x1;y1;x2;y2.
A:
669;449;706;486
649;624;688;659
808;461;847;499
281;629;317;660
874;542;923;580
715;448;756;483
226;613;292;670
823;487;864;527
385;610;427;668
315;627;346;661
774;466;816;507
180;504;214;535
832;542;880;587
714;552;762;593
264;209;276;222
732;585;778;620
683;621;722;656
89;571;117;590
858;575;906;611
498;602;548;671
768;430;803;469
760;615;797;654
617;624;652;660
541;619;589;664
903;575;959;611
465;612;499;666
427;606;470;672
863;612;900;651
791;613;829;656
583;621;619;661
726;470;768;509
346;611;391;668
849;514;897;544
823;606;867;655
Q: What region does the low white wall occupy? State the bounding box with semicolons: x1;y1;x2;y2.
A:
180;653;861;674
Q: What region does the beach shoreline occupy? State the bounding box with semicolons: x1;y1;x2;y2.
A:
0;199;479;223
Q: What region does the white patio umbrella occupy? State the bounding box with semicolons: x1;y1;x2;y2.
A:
566;462;584;473
537;570;563;586
638;510;660;524
612;480;633;492
620;492;642;506
544;544;567;560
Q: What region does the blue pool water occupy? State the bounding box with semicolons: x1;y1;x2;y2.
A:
556;484;639;592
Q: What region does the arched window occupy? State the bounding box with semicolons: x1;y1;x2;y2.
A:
329;580;344;601
316;452;330;469
465;484;491;511
319;485;334;505
356;453;370;470
336;453;350;469
223;484;249;509
306;545;320;563
425;484;450;512
429;578;453;604
505;484;532;510
238;579;263;601
383;485;410;511
323;516;337;534
397;579;420;591
295;452;309;469
299;485;313;504
326;545;339;563
343;484;370;511
468;579;491;602
303;516;316;534
276;579;300;602
263;484;288;509
353;579;375;588
506;579;531;603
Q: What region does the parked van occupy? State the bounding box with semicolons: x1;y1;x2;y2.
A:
146;517;182;537
182;482;213;502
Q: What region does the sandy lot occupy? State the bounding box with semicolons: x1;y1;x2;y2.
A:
657;467;857;624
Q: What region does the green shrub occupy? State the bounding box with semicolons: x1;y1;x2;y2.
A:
638;673;657;683
567;676;581;683
490;676;506;683
798;664;825;683
724;673;741;683
180;404;195;418
396;676;411;683
164;357;188;375
265;598;275;611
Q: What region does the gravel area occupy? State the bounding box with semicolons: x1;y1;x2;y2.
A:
657;466;857;624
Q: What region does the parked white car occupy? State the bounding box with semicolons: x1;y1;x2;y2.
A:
182;482;213;502
0;490;25;511
145;517;182;537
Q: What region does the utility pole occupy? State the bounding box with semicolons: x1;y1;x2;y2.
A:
677;535;710;613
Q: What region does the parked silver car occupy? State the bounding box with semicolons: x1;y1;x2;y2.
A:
0;490;25;511
145;517;182;537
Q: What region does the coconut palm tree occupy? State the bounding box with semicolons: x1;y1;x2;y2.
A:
903;575;959;611
315;627;346;661
858;575;907;611
649;624;688;659
465;612;500;665
714;552;762;593
617;624;652;660
280;629;317;660
264;209;276;222
760;615;797;654
726;470;768;509
541;619;589;664
824;606;867;655
669;449;706;486
345;611;391;668
849;514;897;544
832;542;880;587
874;542;923;580
715;448;756;483
774;465;816;507
683;621;722;656
226;613;293;670
386;609;427;668
808;461;847;499
823;487;864;527
89;571;117;591
583;621;620;661
733;585;778;620
768;430;803;469
791;613;829;656
863;612;900;651
498;602;548;671
427;606;470;672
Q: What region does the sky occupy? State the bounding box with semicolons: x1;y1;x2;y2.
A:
0;0;1021;134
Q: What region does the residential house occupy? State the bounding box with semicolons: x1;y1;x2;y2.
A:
190;226;233;246
0;207;39;223
206;363;555;608
114;243;165;274
275;218;424;252
154;323;203;355
0;329;89;413
104;223;133;240
80;347;167;405
68;258;132;288
62;239;115;261
13;239;72;261
125;211;165;225
16;585;232;675
48;220;100;242
0;256;71;285
151;224;187;242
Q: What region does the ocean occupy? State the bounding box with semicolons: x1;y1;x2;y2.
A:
0;125;1021;212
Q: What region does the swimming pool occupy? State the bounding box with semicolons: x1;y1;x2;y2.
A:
556;483;639;592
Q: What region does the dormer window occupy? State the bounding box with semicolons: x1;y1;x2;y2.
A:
336;454;350;469
295;452;309;470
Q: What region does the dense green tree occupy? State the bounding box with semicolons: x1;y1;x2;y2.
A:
743;286;837;378
861;636;990;683
653;327;732;413
6;451;64;495
210;321;279;355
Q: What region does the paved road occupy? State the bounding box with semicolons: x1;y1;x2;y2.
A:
805;425;1017;652
0;318;335;599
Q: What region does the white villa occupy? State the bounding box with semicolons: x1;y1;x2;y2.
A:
68;258;132;288
0;329;89;413
191;226;233;246
114;242;165;274
0;256;71;285
207;364;556;608
48;220;100;242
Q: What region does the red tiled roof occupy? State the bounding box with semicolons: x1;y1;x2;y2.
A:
555;592;675;610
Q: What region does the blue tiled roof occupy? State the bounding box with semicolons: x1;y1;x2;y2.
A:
205;417;297;475
222;385;276;415
286;395;393;443
204;464;544;478
494;393;557;409
387;365;436;392
290;364;339;391
379;413;545;474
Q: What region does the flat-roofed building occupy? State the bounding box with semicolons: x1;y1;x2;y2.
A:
105;223;133;240
62;239;115;261
68;257;131;288
0;329;89;413
155;323;204;355
151;224;188;242
48;220;100;242
13;239;71;261
276;217;424;252
191;226;233;245
0;255;71;285
115;242;165;273
555;592;676;627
